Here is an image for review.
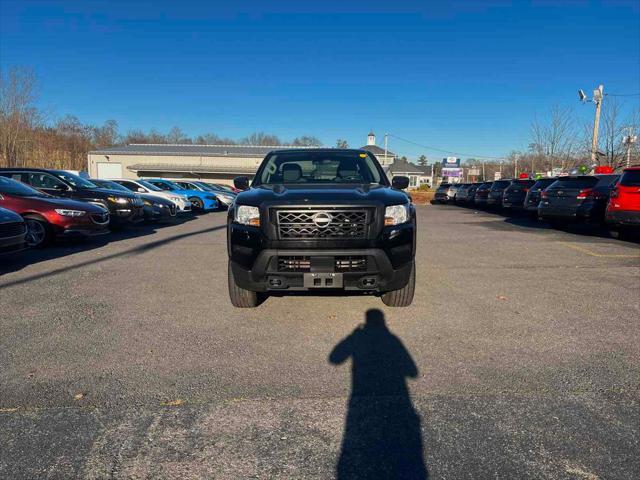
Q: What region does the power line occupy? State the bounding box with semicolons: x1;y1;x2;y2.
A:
386;133;506;160
606;92;640;97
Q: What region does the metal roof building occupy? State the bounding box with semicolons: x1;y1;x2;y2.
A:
87;144;311;184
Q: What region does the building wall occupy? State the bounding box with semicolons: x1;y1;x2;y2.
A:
87;153;264;185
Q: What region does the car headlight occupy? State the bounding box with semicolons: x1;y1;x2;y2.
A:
55;209;86;217
235;205;260;226
384;204;409;226
143;199;152;206
107;196;129;205
170;196;182;202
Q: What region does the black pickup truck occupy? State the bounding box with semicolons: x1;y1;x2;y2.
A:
227;149;416;308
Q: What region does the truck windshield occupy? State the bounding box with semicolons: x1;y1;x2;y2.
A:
254;151;385;186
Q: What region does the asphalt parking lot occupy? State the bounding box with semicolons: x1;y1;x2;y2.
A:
1;205;638;479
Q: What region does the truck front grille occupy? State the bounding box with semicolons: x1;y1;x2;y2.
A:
276;209;369;239
335;256;367;272
278;256;311;272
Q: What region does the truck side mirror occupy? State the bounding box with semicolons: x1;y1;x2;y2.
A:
234;176;250;191
392;176;410;190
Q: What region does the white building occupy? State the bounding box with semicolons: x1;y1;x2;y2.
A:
359;132;396;166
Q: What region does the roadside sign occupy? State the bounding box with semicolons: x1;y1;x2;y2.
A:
494;171;502;180
442;157;461;167
442;167;462;178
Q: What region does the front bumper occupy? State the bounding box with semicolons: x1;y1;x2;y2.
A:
0;233;27;256
109;205;145;225
58;227;109;238
228;216;415;293
605;210;640;226
230;249;413;293
143;204;177;221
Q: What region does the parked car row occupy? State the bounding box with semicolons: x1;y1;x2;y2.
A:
433;166;640;237
0;167;237;253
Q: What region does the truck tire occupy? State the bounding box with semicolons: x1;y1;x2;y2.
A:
381;260;415;307
228;260;260;307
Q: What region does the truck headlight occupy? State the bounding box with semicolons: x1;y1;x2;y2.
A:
384;204;409;226
235;205;260;226
55;209;86;217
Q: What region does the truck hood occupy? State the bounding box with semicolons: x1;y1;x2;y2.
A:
236;184;410;207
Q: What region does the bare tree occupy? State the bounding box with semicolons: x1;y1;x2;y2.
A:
92;119;118;148
599;98;626;167
0;67;40;166
167;126;189;144
529;106;578;172
240;132;282;146
336;139;349;149
291;135;322;146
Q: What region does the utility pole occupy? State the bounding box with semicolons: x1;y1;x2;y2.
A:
384;133;389;164
482;161;485;181
590;85;604;164
623;127;637;167
514;154;519;178
579;84;605;165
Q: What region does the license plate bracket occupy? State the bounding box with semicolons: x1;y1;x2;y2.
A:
303;272;343;288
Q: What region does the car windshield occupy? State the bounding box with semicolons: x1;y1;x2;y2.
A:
53;171;98;189
94;180;130;192
196;182;226;193
213;184;235;192
149;180;182;190
620;170;640;186
0;176;48;197
136;180;163;191
255;151;384;186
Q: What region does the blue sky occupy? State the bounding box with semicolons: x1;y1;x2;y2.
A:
1;0;639;160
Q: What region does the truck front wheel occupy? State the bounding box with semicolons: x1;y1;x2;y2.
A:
228;260;261;308
381;261;415;307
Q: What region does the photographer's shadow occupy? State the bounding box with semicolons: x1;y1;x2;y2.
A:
329;309;428;479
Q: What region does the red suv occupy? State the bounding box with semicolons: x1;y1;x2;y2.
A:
0;176;110;247
606;166;640;235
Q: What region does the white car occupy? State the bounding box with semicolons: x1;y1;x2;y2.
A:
111;178;192;213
